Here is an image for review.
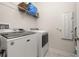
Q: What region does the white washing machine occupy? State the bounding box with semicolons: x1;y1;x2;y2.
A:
0;31;38;57
29;30;49;57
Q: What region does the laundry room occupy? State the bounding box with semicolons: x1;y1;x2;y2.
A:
0;1;79;57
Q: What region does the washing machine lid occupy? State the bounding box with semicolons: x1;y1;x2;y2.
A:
1;31;35;39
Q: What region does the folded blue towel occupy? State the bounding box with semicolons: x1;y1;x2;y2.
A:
26;3;37;16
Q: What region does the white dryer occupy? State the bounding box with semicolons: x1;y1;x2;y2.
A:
30;30;49;57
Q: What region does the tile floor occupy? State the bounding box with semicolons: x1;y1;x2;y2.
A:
45;48;75;57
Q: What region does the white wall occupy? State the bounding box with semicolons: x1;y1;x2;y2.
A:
0;2;38;30
37;2;76;54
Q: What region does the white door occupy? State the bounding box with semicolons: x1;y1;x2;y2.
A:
63;12;73;40
7;34;37;57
